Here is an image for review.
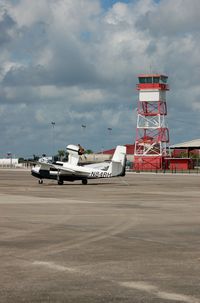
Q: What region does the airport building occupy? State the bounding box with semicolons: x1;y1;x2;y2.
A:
0;158;19;168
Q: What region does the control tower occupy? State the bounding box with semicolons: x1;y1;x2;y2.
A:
134;74;169;170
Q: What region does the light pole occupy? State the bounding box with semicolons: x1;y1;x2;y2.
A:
107;127;112;149
107;127;112;135
7;152;12;168
81;124;86;145
51;121;55;156
81;124;86;136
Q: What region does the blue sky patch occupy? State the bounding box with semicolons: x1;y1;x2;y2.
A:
100;0;131;9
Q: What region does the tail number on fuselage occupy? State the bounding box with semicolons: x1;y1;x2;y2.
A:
90;171;112;178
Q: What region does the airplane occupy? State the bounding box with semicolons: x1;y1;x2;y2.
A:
31;144;127;185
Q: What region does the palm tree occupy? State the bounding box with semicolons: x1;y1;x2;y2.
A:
57;150;66;161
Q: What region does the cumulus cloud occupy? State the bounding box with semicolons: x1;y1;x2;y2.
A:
0;0;200;156
137;0;200;36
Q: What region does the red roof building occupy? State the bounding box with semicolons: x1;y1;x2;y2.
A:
100;144;135;155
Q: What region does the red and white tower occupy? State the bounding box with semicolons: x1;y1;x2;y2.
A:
134;74;169;170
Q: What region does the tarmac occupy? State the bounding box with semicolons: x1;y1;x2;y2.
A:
0;169;200;303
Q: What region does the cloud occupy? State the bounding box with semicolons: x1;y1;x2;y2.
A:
0;10;16;46
0;0;200;156
137;0;200;36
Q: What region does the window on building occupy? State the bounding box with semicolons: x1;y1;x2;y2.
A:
146;77;152;83
139;77;145;83
161;76;167;83
153;77;159;83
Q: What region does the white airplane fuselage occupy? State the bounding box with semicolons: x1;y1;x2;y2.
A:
32;163;112;182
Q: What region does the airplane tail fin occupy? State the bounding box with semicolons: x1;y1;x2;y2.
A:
108;145;127;177
66;145;80;166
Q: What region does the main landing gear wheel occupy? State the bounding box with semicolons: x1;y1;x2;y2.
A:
82;179;88;185
57;180;64;185
57;169;63;185
38;179;43;184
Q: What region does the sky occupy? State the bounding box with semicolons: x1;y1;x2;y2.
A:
0;0;200;157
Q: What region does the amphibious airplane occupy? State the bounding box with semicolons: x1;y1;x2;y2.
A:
31;144;127;185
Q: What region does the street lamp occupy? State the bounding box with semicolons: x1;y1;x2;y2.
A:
81;124;86;134
107;127;112;149
81;124;86;145
7;152;12;167
51;121;56;156
107;127;112;135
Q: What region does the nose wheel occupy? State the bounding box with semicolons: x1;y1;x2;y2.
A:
82;179;88;185
38;179;43;184
57;180;64;185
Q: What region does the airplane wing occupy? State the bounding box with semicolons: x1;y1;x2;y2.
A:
39;162;88;176
55;166;88;176
38;161;54;169
53;165;77;174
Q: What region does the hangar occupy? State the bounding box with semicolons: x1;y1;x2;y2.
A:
170;139;200;157
169;139;200;170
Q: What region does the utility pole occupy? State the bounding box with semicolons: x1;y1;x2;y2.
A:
51;121;55;157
